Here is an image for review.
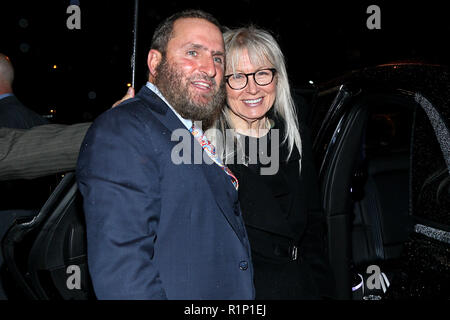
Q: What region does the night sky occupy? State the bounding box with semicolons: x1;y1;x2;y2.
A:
1;0;449;124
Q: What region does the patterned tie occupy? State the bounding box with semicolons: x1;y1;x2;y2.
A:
189;123;239;190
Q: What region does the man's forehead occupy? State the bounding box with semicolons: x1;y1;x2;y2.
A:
171;18;223;46
173;17;219;31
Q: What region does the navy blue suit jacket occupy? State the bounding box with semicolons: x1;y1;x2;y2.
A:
76;86;254;299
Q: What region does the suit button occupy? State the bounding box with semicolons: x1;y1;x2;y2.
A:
239;261;248;271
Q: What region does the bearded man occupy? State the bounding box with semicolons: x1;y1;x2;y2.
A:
76;10;254;300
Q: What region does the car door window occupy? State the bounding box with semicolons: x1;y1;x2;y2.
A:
383;94;450;299
411;97;449;227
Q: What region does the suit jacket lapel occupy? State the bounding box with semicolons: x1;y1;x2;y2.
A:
201;161;248;247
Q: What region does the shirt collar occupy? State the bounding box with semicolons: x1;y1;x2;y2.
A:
145;82;192;130
0;93;13;100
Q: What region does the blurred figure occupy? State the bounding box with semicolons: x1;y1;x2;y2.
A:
0;54;51;299
0;123;91;181
0;53;49;129
0;87;133;181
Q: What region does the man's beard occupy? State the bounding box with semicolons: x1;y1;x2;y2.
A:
154;58;225;129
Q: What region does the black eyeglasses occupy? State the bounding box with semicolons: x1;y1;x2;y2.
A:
225;68;277;90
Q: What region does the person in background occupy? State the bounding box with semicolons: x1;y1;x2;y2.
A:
0;53;55;213
0;53;51;299
0;53;49;129
0;75;133;300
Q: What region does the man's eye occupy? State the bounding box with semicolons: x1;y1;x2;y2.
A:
214;57;223;64
187;50;198;56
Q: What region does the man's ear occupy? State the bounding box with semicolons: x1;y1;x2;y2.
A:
147;49;162;78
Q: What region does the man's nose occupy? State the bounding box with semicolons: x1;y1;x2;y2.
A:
199;56;217;78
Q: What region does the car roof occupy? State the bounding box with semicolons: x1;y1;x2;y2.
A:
316;62;450;126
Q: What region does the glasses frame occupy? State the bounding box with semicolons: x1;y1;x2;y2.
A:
225;68;277;90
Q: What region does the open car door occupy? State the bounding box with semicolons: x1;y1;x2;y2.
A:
1;172;95;299
315;85;449;299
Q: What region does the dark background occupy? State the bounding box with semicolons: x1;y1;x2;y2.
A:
1;0;449;124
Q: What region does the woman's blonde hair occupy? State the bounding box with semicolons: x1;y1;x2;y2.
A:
209;25;302;170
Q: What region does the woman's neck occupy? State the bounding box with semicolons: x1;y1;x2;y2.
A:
231;115;270;138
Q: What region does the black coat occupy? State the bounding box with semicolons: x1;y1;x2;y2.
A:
228;120;335;299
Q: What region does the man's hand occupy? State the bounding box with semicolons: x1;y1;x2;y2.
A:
112;87;135;108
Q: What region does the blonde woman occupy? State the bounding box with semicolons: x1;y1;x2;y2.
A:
210;26;335;299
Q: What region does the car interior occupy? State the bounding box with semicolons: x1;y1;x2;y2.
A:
317;91;421;299
1;172;94;299
352;101;414;261
318;86;450;299
349;99;415;297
